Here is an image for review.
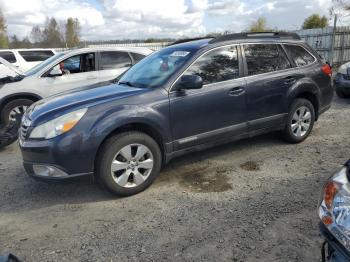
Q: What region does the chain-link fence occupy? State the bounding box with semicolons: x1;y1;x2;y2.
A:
296;26;350;66
56;27;350;66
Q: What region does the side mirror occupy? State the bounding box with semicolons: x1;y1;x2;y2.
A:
176;75;203;91
49;65;63;77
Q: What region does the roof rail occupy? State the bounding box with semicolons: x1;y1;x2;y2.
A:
168;36;214;46
209;32;301;44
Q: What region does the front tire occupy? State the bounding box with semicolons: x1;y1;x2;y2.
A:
96;131;162;197
1;99;34;125
281;98;315;144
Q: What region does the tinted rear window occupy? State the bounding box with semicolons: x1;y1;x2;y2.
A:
130;52;146;63
284;45;316;67
100;51;132;70
19;50;54;62
0;51;16;63
244;44;291;76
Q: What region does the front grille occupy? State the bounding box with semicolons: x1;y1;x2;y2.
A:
20;117;31;141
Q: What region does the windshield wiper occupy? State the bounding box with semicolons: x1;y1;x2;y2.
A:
118;81;135;87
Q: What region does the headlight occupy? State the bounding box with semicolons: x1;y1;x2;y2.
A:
29;108;87;139
319;165;350;250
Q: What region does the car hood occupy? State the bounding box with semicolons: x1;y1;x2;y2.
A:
27;82;150;125
0;57;25;76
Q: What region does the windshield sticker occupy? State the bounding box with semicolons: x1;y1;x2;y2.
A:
170;51;190;57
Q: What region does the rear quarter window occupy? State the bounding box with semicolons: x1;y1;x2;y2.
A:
0;51;17;63
284;45;316;67
18;50;54;62
130;52;146;63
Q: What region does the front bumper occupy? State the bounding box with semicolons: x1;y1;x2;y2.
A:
19;132;96;181
320;222;350;262
23;162;92;181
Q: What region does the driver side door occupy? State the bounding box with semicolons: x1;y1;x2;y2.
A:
169;45;247;151
40;52;99;97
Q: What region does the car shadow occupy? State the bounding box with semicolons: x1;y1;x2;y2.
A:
163;133;284;171
1;132;286;214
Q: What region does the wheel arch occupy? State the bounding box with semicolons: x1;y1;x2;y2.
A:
94;122;166;174
287;83;320;121
0;93;42;114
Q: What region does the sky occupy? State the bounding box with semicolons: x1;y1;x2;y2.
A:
0;0;342;41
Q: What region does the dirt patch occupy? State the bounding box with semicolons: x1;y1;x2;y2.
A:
179;169;232;193
240;161;261;171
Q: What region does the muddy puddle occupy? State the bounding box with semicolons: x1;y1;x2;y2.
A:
239;161;260;171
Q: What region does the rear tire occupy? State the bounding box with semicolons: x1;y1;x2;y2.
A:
96;131;162;197
281;98;315;144
336;88;349;98
1;99;34;125
336;88;346;98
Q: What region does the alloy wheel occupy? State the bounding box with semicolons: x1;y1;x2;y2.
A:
291;106;312;137
8;105;28;122
110;143;154;188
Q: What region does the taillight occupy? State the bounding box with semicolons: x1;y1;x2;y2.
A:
322;64;332;77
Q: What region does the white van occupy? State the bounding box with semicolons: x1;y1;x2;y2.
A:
0;49;56;72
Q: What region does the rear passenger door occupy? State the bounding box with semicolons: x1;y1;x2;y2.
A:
242;44;300;131
98;51;133;82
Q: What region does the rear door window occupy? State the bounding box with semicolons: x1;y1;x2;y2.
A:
100;51;132;70
0;51;17;63
19;50;54;62
284;45;316;67
184;45;240;85
243;44;292;76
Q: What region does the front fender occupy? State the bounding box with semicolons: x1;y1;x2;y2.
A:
86;104;171;151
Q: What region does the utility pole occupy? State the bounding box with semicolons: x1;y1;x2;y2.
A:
330;14;338;66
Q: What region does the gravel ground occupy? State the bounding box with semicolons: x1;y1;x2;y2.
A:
0;97;349;262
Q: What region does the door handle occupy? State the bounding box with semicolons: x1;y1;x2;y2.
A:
229;87;245;96
284;76;296;84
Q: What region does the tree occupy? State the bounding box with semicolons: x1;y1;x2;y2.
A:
65;17;81;47
9;35;20;48
30;25;43;45
302;14;329;29
42;17;63;47
9;35;32;48
0;9;8;48
331;0;350;14
248;17;269;32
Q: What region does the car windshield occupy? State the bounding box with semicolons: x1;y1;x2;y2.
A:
118;47;195;88
25;52;66;76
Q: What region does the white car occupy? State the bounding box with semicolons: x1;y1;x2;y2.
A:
0;49;56;72
0;47;153;125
